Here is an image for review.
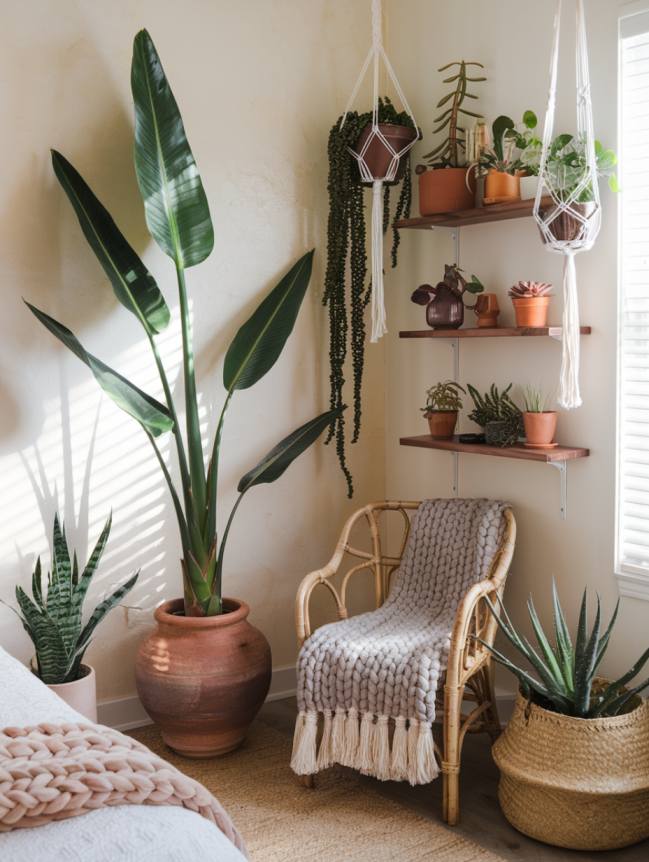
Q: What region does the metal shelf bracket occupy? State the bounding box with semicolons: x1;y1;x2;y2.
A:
548;460;568;519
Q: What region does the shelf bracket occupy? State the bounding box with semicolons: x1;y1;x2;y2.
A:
548;461;567;519
452;452;459;497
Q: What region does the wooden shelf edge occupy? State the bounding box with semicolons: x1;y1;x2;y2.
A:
399;326;592;339
399;435;590;463
394;196;553;230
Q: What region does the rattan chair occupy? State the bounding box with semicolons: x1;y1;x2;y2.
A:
294;500;516;825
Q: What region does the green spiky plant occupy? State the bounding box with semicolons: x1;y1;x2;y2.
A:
26;30;340;617
482;584;649;718
466;383;523;446
11;514;137;684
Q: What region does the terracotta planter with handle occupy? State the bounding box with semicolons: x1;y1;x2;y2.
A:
418;167;475;215
135;598;271;758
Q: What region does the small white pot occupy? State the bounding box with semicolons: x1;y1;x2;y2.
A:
34;661;98;722
519;175;541;200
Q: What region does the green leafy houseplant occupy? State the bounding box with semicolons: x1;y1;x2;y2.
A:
27;30;340;617
467;383;523;446
482;583;649;718
521;133;618;200
478;115;522;175
421;381;465;413
325;98;416;497
11;515;137;684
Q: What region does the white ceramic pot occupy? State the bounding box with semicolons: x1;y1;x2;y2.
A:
35;662;98;722
519;175;540;200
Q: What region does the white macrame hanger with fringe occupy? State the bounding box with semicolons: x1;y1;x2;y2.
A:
533;0;601;409
340;0;418;343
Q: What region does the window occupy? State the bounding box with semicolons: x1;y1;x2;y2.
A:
617;9;649;599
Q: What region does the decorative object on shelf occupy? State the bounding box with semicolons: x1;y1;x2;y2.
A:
508;110;542;199
522;385;558;448
473;293;500;328
11;514;138;721
485;583;649;851
411;264;483;329
421;380;465;439
508;281;553;327
467;383;523;447
415;60;485;215
478;116;522;204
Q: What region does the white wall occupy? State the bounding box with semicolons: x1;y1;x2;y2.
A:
0;0;385;701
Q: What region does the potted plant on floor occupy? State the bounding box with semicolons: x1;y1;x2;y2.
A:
415;60;486;215
9;514;137;722
478;115;523;204
484;584;649;851
467;383;523;446
411;264;484;330
421;381;465;439
522;385;558;448
508;281;553;328
27;30;341;758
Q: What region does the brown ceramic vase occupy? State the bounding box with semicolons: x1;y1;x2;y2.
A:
135;597;271;758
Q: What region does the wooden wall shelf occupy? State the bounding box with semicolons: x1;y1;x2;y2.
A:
399;326;592;339
400;435;589;463
394;196;553;230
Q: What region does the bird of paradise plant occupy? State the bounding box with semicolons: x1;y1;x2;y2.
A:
27;30;341;617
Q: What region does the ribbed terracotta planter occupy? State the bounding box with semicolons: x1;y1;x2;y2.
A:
135;598;271;758
426;410;458;439
418;167;475;215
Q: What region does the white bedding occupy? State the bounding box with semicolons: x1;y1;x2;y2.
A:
0;648;246;862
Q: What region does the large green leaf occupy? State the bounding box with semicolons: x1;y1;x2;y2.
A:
26;302;173;436
238;407;342;493
223;250;314;391
51;150;170;335
131;29;213;268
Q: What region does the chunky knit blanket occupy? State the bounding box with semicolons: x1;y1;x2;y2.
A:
0;721;246;855
291;498;508;785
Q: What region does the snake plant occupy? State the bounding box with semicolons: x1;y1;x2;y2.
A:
482;583;649;718
27;30;340;616
13;514;137;684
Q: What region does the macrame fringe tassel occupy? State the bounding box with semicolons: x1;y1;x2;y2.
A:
290;711;318;775
372;715;391;780
390;716;408;781
356;712;376;773
341;707;360;767
370;179;387;343
559;251;582;409
331;707;346;762
316;709;333;769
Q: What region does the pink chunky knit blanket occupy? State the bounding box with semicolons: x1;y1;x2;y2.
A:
0;721;246;855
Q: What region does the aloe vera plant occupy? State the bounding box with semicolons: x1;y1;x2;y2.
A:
27;30;340;617
12;515;137;684
483;584;649;717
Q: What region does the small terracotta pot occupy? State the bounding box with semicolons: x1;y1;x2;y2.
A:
37;663;98;722
473;293;500;328
135;598;271;758
426;411;458;439
524;412;558;446
484;170;521;204
418;167;476;215
354;122;418;182
511;296;550;328
539;202;599;243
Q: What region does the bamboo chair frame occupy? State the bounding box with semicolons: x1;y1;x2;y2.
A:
294;500;516;826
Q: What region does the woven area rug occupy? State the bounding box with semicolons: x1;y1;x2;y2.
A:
130;721;505;862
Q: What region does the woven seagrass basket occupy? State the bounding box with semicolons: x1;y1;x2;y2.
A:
492;689;649;851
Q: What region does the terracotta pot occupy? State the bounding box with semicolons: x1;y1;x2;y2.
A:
353;122;418;183
418;167;475;216
37;663;98;722
426;411;458;439
484;169;520;204
473;293;500;328
511;296;550;328
523;411;558;446
425;283;464;329
539;202;600;243
135;598;271;758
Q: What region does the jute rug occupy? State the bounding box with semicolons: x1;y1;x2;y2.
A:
130;721;505;862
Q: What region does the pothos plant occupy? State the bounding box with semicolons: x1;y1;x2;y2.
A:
27;30;340;617
325;97;416;496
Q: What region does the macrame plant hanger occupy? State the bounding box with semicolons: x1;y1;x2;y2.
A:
340;0;418;342
534;0;601;409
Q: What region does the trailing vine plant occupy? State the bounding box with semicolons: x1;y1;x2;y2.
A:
324;97;416;496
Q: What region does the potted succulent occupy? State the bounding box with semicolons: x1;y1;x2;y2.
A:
508;281;553;328
478;115;523;203
411;264;484;329
415;61;485;215
485;585;649;851
421;381;465;439
9;514;137;721
522;385;558;448
467;383;523;446
27;30;341;757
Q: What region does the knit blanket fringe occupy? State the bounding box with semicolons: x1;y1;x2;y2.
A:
290;709;438;785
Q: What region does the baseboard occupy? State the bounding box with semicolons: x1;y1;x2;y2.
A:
98;663;298;731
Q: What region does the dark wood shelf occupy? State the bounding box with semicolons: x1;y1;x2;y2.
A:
395;196;552;230
399;326;592;339
399;435;589;463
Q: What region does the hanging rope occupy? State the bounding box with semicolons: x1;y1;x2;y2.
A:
340;0;418;342
534;0;601;408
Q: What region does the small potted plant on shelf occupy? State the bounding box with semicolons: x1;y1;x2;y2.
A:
478;115;523;203
522;385;558;448
415;60;486;215
467;383;523;446
11;514;138;721
421;380;465;439
507;110;541;199
485;584;649;851
411;263;484;329
509;281;553;328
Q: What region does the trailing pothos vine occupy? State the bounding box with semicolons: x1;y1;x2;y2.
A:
324;98;415;496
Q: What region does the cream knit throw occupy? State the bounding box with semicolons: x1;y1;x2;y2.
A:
291;498;508;785
0;721;246;855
